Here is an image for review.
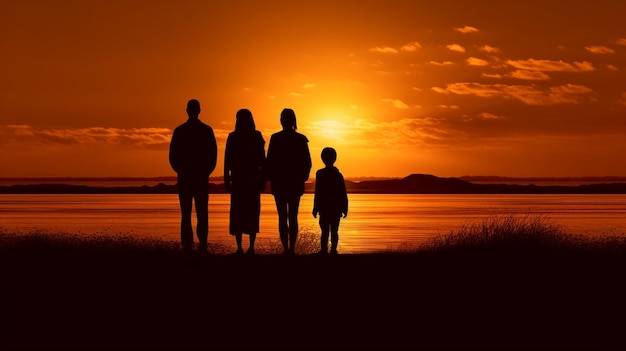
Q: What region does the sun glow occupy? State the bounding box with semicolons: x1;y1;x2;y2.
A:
311;119;349;140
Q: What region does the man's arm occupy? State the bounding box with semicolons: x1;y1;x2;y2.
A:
207;127;218;175
169;130;180;173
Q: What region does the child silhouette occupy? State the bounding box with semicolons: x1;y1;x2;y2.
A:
312;147;348;254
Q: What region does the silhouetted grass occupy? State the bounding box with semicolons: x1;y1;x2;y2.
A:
3;213;626;256
4;216;626;350
0;225;323;256
421;213;571;252
378;213;626;256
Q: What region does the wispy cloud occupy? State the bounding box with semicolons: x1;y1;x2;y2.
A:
302;83;316;88
477;112;503;120
466;57;489;66
585;45;615;54
506;59;595;72
508;70;550;80
306;117;458;148
0;125;173;150
616;38;626;46
429;60;455;66
369;46;399;54
446;44;466;53
482;73;503;79
453;26;479;34
370;41;422;54
433;82;594;105
381;98;410;109
479;45;501;53
400;41;422;52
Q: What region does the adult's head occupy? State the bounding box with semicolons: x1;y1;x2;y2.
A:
280;108;297;131
186;99;201;119
235;108;256;132
321;147;337;166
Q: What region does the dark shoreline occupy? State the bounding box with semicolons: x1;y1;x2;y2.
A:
4;173;626;194
4;236;626;350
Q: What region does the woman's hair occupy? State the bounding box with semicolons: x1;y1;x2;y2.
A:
280;108;297;131
235;108;256;132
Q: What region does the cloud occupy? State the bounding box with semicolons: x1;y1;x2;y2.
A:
606;64;619;71
508;70;550;80
431;87;449;94
453;26;479;34
479;45;501;53
302;83;316;88
305;117;457;148
477;112;503;120
289;92;303;97
585;45;615;54
433;82;594;105
0;126;173;150
482;73;503;79
8;124;32;129
400;41;422;52
429;60;455;66
381;98;410;109
446;44;466;53
369;46;399;54
506;59;595;72
466;57;489;66
616;38;626;46
370;41;422;54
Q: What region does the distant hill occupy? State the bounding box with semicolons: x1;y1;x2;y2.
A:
338;174;626;194
3;173;626;194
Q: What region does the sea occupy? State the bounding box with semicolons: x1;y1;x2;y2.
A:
2;192;626;253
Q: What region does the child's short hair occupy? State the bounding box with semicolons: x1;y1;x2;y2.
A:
321;147;337;165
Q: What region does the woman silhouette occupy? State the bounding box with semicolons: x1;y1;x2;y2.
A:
265;108;312;255
224;109;266;255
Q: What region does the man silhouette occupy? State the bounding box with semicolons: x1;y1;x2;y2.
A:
169;99;218;253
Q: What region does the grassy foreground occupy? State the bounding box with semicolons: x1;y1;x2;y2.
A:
3;215;626;350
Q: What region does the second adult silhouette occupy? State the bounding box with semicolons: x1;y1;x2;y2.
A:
265;108;312;255
224;108;266;255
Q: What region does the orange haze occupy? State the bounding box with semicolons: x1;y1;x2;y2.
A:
2;0;626;178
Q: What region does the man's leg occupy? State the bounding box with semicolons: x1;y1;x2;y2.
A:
194;182;209;252
178;190;194;252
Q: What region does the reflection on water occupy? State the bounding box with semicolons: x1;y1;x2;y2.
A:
2;194;626;253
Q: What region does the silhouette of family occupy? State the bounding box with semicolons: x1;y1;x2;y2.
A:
169;99;348;255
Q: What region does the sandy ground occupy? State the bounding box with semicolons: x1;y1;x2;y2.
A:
3;243;626;350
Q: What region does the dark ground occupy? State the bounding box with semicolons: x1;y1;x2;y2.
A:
3;243;626;350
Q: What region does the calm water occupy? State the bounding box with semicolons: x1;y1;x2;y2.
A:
2;194;626;253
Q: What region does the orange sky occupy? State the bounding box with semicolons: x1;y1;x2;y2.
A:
2;0;626;178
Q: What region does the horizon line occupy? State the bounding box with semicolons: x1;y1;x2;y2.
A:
3;174;626;181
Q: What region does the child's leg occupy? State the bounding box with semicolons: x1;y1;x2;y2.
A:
330;216;341;253
319;215;330;253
